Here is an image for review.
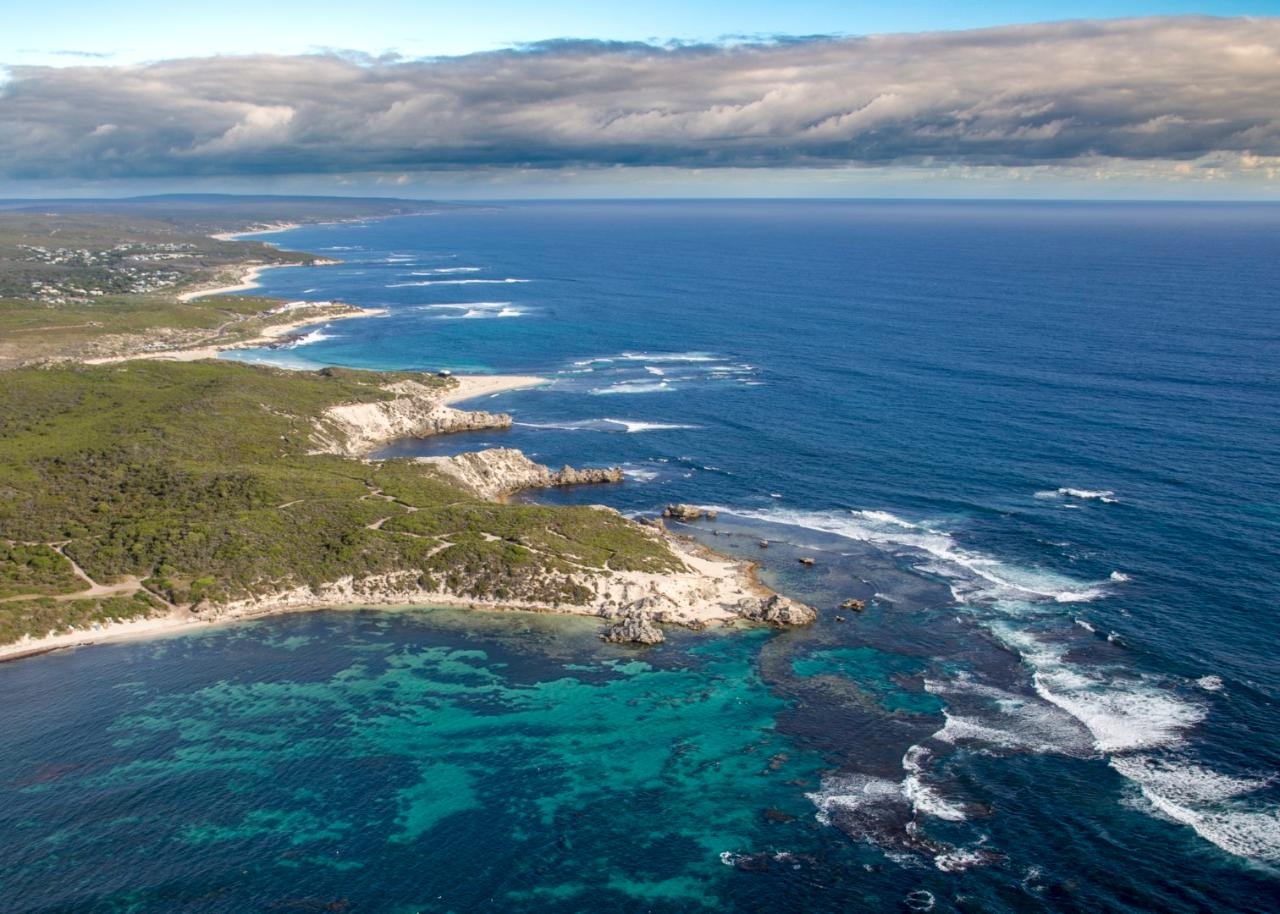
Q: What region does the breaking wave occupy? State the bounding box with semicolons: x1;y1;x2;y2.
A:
278;327;334;348
1112;756;1280;863
590;381;674;395
710;503;1267;863
1036;487;1119;504
708;506;1107;604
387;278;530;287
513;418;698;433
417;302;528;319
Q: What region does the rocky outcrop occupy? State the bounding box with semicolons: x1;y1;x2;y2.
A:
416;447;622;500
554;464;626;488
314;379;511;457
736;593;818;626
841;598;866;611
602;609;665;645
664;504;717;522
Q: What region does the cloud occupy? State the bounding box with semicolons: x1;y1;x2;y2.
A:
1;17;1277;180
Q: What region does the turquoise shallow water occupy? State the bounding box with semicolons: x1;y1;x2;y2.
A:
3;201;1280;912
1;611;856;912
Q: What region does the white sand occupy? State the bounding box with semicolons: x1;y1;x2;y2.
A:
0;611;198;663
210;222;302;242
177;263;301;301
441;374;549;405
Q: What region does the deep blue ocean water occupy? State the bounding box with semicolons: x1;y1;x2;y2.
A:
3;201;1279;912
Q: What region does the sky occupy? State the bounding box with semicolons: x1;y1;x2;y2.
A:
7;1;1280;65
2;1;1279;199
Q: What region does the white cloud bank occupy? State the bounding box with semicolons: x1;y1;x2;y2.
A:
1;17;1277;183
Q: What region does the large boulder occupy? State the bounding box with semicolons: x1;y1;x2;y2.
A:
602;609;665;644
737;594;817;626
663;504;705;521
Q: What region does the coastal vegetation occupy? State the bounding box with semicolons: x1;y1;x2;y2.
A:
0;360;684;645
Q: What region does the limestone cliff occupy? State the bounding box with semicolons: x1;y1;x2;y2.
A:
415;447;623;500
313;379;511;457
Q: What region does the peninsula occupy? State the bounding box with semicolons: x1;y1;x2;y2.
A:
0;198;814;661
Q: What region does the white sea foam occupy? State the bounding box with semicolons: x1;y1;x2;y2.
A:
902;745;968;821
1196;675;1225;692
1038;671;1202;752
513;418;696;433
1113;756;1269;805
729;501;1261;862
417;301;512;311
708;506;1106;604
904;890;936;912
1112;756;1280;863
590;381;674;396
604;418;696;432
616;351;720;363
416;301;527;319
926;672;1096;756
451;307;525;319
935;706;1093;757
1038;487;1118;503
622;468;659;483
1139;791;1280;864
1110;571;1131;582
979;626;1275;862
805;773;904;828
387;278;530;287
410;267;481;274
984;624;1203;753
280;327;334;348
934;847;990;873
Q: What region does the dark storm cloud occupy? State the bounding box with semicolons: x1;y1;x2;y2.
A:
1;17;1277;179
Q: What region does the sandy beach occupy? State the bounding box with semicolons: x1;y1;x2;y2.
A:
210;222;302;242
177;262;302;301
442;374;549;405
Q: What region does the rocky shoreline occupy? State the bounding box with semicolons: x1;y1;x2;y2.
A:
307;373;815;641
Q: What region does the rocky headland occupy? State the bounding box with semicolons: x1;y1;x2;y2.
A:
0;362;815;660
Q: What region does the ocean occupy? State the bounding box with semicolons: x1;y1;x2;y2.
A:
2;200;1278;912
